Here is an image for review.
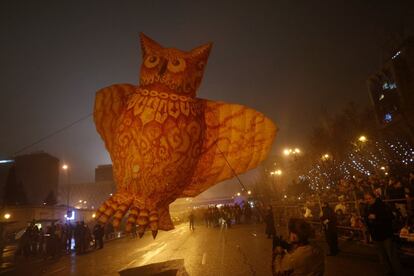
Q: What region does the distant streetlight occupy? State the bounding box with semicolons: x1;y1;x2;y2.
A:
283;147;301;157
270;169;282;176
270;169;283;199
358;135;367;143
62;164;68;170
321;153;330;161
237;192;241;196
247;190;252;195
4;213;11;220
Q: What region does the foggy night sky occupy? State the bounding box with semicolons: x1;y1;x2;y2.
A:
1;1;413;196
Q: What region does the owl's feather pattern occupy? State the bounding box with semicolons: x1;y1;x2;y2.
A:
181;100;276;197
93;33;276;238
94;84;135;153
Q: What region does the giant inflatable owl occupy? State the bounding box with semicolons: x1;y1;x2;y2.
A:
94;33;276;238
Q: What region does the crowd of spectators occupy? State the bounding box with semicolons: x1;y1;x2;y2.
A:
14;221;114;260
190;201;266;229
278;171;414;241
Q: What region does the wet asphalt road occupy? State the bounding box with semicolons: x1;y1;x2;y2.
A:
1;223;404;276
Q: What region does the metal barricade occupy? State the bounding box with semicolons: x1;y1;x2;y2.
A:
271;195;413;243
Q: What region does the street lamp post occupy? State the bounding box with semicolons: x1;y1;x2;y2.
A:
62;164;71;212
320;153;335;190
270;169;282;199
321;153;330;161
282;147;301;194
353;135;368;151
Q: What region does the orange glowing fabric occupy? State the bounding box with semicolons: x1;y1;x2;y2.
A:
94;33;276;238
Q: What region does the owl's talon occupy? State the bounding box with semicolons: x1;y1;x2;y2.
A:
96;197;170;239
125;206;139;233
138;225;146;238
137;209;149;238
148;209;159;237
112;201;132;229
96;197;118;224
137;209;149;225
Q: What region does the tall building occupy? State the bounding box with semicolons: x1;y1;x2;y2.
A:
0;159;15;203
367;36;414;141
0;152;59;205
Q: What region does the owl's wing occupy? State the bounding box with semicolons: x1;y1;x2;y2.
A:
94;84;136;153
180;99;277;197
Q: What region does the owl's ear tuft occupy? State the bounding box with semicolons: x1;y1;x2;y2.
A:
189;42;213;60
139;33;163;57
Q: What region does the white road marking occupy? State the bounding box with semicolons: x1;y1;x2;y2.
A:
131;241;160;253
121;241;166;271
120;259;139;272
139;242;168;266
201;252;207;265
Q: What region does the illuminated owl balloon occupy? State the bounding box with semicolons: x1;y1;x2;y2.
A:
94;33;276;238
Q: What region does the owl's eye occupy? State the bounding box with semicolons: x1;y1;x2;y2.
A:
167;58;186;73
144;55;160;68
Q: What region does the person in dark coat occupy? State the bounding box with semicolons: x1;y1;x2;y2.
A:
83;223;92;252
189;211;195;231
45;224;57;259
364;191;402;276
243;202;252;224
93;224;104;249
265;206;276;239
74;221;85;254
320;202;339;256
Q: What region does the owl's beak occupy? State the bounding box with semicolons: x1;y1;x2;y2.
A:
158;60;168;76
